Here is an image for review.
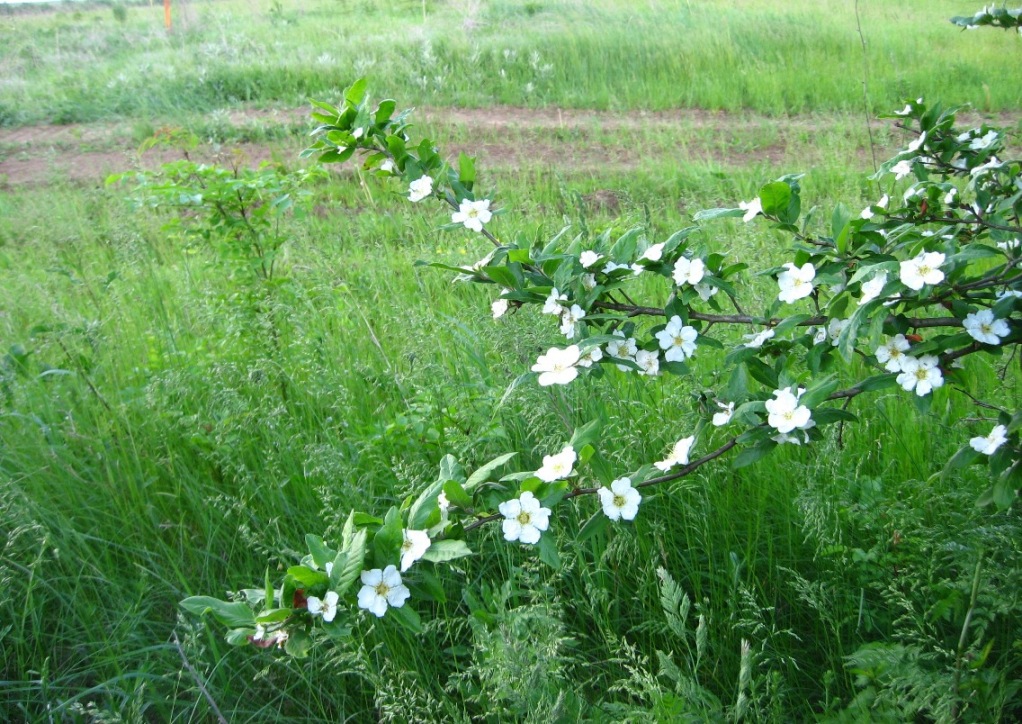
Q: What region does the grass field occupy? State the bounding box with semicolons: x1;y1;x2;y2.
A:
2;0;1022;721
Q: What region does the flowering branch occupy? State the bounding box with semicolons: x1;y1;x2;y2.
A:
182;60;1022;655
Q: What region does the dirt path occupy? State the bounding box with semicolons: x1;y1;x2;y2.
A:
1;106;1015;187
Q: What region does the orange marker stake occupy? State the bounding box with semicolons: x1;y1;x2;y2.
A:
164;0;172;31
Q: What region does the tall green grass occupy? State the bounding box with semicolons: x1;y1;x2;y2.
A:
0;0;1019;126
2;150;1021;718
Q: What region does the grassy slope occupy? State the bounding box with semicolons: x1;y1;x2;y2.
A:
1;1;1022;721
0;0;1020;125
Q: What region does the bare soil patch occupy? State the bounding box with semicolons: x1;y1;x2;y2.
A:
1;106;1015;188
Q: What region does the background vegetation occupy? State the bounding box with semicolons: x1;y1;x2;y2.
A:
1;0;1020;721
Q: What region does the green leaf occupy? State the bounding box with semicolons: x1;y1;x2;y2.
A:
609;228;641;264
305;534;335;569
813;408;858;425
255;608;292;624
759;181;791;216
537;534;561;569
388;603;423;633
946;445;982;473
577;510;609;542
569;418;603;450
732;441;775;469
180;596;256;629
344;78;368;107
745;357;779;390
465;452;518;490
421;539;474;563
458;152;475;189
726;363;749;401
286;565;328;590
693;207;744;222
439;454;466;484
799;374;839;408
408;482;444;530
856;374;898;393
481;265;519;290
285;628;313;659
442;480;473;508
373;506;404;568
336;528;367;595
226;628;254;646
832;203;852;254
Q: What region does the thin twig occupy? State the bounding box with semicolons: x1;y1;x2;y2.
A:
172;631;229;724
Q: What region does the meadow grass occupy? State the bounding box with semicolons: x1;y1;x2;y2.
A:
2;0;1022;720
0;0;1020;126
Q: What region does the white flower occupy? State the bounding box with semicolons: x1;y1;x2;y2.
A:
603;261;630;274
765;387;812;434
598;478;641;521
559;304;586;339
542;288;568;315
492;298;509;319
499;491;551;545
673;257;706;287
777;262;816;303
379;158;396;174
324;561;334;578
875;334;911;372
896;355;944;396
630;263;646;276
655;436;695;472
899;252;945;291
997;238;1021;252
970;424;1008;455
352;127;365;139
408;175;433;203
580;250;603;269
743;328;774;349
859;271;888;306
907;131;927;152
536;445;577;482
739;197;762;222
694;282;718;301
944;188;958;205
811;326;828;345
712;401;735;427
890;160;914;180
878;194;890;208
969;130;998;151
635;349;660;376
531;345;581;386
437;492;450;512
997;290;1022;301
971;157;1002;177
640;242;665;262
400;529;431;572
577;345;603;367
963;309;1010;345
895;103;913;116
828;317;849;346
606;332;638;371
307;590;340;623
655;315;698;362
860;207;874;220
357;566;410;618
582;273;597;290
451;199;493;233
